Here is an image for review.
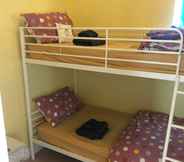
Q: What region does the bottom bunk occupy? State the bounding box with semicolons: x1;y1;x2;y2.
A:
32;87;184;162
33;106;184;162
35;105;132;162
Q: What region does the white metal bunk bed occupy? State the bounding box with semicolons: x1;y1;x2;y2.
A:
20;27;184;162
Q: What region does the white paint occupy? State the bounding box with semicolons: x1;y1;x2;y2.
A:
0;94;9;162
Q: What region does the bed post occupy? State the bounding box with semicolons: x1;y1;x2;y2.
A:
19;27;35;160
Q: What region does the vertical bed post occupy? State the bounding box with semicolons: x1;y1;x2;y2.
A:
162;29;184;162
19;27;35;160
105;29;109;69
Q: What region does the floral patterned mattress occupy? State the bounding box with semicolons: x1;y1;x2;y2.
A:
109;111;184;162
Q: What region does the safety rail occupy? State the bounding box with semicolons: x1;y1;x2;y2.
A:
20;27;184;81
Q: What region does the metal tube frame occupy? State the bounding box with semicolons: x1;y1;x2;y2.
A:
20;26;184;162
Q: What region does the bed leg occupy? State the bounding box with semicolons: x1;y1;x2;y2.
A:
30;144;35;160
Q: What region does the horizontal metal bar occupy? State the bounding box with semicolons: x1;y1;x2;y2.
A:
164;157;183;162
172;124;184;131
25;58;184;82
177;91;184;95
25;43;106;50
108;38;181;44
25;44;180;56
24;35;58;38
71;36;105;40
25;43;180;54
33;139;95;162
26;50;177;66
24;35;181;44
26;50;105;59
108;48;180;55
20;26;182;32
25;35;106;40
108;58;177;66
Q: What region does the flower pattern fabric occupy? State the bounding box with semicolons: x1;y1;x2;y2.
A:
35;87;82;127
22;12;73;43
109;111;184;162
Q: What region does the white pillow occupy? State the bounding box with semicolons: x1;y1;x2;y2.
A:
56;23;73;43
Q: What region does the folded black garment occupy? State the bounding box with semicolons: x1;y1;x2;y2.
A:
76;119;109;140
73;30;106;46
78;30;98;37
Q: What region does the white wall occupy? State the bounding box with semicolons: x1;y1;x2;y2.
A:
0;94;9;162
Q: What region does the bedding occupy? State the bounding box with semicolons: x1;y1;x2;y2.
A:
35;87;83;127
109;111;184;162
139;42;184;52
147;27;184;40
22;12;73;43
140;27;184;52
140;42;184;52
36;105;132;162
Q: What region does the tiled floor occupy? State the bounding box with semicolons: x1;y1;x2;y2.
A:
23;149;80;162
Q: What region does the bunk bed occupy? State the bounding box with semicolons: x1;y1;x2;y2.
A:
20;15;184;162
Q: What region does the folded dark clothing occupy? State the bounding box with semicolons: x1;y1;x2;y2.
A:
73;39;105;46
76;119;109;140
73;30;106;46
78;30;98;37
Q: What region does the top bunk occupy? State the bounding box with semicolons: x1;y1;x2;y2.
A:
20;24;184;81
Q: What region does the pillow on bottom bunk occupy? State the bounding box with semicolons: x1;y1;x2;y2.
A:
35;87;83;127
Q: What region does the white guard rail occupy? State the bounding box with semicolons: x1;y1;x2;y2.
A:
20;27;184;81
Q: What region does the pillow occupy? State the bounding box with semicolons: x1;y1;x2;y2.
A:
56;23;73;43
22;12;73;43
35;87;83;127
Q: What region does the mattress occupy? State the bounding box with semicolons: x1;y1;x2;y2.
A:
37;105;132;162
26;42;184;75
109;111;184;162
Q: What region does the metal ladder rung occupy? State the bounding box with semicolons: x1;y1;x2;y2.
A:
164;157;183;162
171;124;184;131
177;91;184;95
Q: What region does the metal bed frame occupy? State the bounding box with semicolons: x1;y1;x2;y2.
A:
20;27;184;162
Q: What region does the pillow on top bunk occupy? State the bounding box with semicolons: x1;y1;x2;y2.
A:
35;87;83;127
56;23;73;43
22;12;73;43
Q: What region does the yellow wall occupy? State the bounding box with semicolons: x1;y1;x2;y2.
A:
0;0;65;143
61;0;175;27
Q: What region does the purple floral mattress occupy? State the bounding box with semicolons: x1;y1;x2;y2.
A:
109;111;184;162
